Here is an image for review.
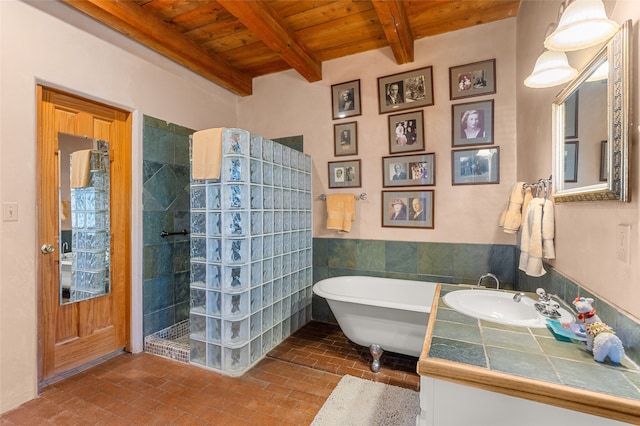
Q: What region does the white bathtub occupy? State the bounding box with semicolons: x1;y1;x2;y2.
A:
312;276;437;362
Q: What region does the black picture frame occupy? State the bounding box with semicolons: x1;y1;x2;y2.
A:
382;190;434;229
564;141;579;183
328;159;361;188
382;153;435;187
388;110;425;155
331;80;362;120
377;66;434;114
449;59;496;100
333;122;358;157
451;147;500;185
452;100;494;147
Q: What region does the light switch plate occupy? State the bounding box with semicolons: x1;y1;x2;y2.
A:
3;202;18;222
616;224;631;264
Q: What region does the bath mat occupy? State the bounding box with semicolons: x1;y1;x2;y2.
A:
311;375;420;426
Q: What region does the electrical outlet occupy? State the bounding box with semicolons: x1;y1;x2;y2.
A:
2;202;18;222
616;224;631;264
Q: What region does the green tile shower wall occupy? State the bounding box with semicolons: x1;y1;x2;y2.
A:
143;116;194;337
311;237;516;322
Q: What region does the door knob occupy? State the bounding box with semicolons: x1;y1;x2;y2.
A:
41;244;56;254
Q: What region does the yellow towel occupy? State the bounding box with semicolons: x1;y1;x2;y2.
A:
326;194;356;233
61;200;71;221
192;128;223;180
70;149;92;188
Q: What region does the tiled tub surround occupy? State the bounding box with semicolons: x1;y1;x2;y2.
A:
143;116;194;337
418;284;640;425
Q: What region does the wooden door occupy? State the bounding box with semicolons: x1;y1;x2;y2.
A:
37;86;131;381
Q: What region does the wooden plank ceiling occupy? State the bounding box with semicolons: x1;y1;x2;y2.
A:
61;0;520;96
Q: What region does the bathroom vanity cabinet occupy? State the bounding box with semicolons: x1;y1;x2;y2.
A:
417;284;640;426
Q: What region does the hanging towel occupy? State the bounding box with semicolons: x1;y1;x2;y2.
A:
520;187;533;227
541;199;555;259
499;182;526;233
326;194;356;233
192;128;223;180
61;200;71;221
519;198;555;276
70;149;92;188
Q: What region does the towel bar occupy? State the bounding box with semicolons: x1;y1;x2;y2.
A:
160;229;190;238
319;193;367;201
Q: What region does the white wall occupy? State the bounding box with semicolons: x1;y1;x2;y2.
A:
516;0;640;319
0;0;238;413
239;18;518;245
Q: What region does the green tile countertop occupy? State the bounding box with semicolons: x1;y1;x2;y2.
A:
418;284;640;424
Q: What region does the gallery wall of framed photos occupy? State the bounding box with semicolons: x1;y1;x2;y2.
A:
327;58;500;230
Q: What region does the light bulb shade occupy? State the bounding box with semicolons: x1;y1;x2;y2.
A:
524;50;578;88
544;0;618;51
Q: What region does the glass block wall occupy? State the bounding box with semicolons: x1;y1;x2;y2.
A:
68;146;110;302
189;128;313;375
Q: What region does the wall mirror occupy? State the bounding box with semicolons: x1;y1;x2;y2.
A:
552;20;631;203
59;133;111;304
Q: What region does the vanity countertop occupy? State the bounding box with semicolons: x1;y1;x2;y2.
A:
417;284;640;424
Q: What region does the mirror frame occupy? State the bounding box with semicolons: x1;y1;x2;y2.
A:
552;20;631;203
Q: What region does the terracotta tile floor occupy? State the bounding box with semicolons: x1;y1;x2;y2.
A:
1;321;419;425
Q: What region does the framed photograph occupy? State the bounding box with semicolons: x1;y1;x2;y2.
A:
382;153;435;187
449;59;496;100
600;140;608;181
564;141;579;183
388;110;425;154
331;80;362;120
328;159;361;188
564;91;579;139
452;100;494;147
382;190;434;229
377;66;434;114
334;121;358;156
451;147;500;185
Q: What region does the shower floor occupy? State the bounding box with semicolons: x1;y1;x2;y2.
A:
144;320;190;364
144;320;420;390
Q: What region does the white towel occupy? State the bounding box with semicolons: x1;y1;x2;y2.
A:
519;198;555;276
499;182;525;233
520;187;533;227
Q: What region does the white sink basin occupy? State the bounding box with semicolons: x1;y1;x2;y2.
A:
443;289;575;328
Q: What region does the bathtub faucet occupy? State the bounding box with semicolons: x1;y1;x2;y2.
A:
477;273;500;289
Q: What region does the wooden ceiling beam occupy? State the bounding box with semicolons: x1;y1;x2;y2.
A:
371;0;414;64
61;0;253;96
217;0;322;83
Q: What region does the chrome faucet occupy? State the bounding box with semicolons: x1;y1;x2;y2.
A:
477;273;500;289
62;242;69;253
513;288;561;318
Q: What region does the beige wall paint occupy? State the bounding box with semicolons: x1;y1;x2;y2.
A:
0;0;237;413
516;0;639;319
239;19;518;245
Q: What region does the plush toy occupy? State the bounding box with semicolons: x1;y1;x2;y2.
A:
572;297;625;364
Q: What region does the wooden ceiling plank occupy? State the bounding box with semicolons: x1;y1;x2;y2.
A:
217;0;322;82
61;0;252;96
371;0;414;64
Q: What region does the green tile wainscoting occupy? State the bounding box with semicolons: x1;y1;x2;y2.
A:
311;238;516;323
142;116;194;337
311;237;639;366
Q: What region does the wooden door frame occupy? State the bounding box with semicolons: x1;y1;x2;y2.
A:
36;85;132;386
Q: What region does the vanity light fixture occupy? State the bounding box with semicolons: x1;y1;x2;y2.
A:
524;50;578;88
544;0;618;51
